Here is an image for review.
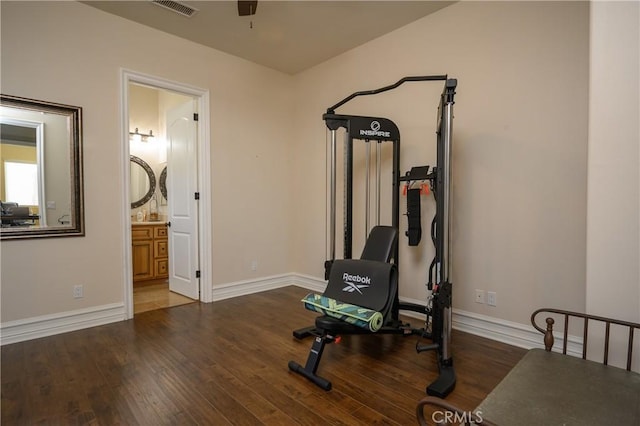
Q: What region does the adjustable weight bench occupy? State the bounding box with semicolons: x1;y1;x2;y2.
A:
288;226;403;390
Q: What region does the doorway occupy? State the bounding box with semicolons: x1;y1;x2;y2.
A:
121;70;212;319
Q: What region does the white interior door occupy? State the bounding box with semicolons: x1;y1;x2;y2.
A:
167;99;199;299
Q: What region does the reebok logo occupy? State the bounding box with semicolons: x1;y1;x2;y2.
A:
342;273;371;294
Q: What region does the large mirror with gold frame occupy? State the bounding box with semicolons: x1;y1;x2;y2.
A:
0;95;84;239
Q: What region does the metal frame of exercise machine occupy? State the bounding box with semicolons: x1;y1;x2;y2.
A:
292;76;457;397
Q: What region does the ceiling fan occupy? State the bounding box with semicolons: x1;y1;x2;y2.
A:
151;1;257;18
237;0;258;17
151;0;258;24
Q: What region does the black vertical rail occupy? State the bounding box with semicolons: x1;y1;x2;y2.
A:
431;125;444;349
425;79;457;398
563;314;569;354
391;137;401;320
583;319;589;359
604;322;610;365
392;138;401;263
345;134;353;259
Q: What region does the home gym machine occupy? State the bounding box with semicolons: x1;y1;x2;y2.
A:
288;76;457;398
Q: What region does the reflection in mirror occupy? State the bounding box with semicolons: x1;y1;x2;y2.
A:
1;120;44;225
159;166;167;201
0;95;83;239
130;155;156;209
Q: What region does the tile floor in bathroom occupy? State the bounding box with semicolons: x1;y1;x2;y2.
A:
133;280;196;314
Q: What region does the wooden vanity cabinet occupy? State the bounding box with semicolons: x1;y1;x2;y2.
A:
153;226;169;278
132;223;169;283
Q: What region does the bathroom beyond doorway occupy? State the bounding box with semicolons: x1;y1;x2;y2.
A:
133;279;195;314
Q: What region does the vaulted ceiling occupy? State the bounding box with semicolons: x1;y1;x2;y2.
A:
83;1;454;74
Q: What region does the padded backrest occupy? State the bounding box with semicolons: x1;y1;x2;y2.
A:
360;226;398;262
324;259;397;313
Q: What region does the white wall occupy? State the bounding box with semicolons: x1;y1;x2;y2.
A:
586;1;639;369
0;1;294;323
2;0;637;359
293;1;590;326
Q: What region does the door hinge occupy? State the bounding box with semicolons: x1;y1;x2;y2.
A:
193;113;199;121
195;270;201;278
194;192;200;200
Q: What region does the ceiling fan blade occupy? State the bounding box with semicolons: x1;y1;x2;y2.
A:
238;0;258;16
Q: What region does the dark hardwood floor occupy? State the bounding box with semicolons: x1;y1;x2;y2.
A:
1;286;526;425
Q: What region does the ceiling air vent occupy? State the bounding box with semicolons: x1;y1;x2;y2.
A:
151;0;198;18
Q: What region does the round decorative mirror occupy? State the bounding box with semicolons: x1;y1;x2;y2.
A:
130;155;156;209
159;166;167;201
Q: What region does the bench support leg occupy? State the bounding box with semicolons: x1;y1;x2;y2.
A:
288;335;334;391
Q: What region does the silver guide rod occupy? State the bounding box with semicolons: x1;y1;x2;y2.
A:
442;100;453;283
376;141;381;225
329;129;336;261
365;140;371;236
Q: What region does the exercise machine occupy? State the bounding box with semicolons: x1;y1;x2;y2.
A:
288;76;457;398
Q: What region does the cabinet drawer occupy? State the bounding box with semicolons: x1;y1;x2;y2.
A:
154;226;168;238
155;258;169;277
132;226;153;240
154;240;168;258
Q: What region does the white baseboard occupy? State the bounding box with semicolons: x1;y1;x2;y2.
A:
290;273;327;293
284;274;583;355
211;273;295;301
1;274;313;345
1;273;582;356
211;272;327;302
399;295;583;357
1;303;126;346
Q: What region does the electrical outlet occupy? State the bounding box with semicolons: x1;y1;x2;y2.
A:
250;260;258;271
487;291;497;307
475;289;485;304
73;285;83;299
